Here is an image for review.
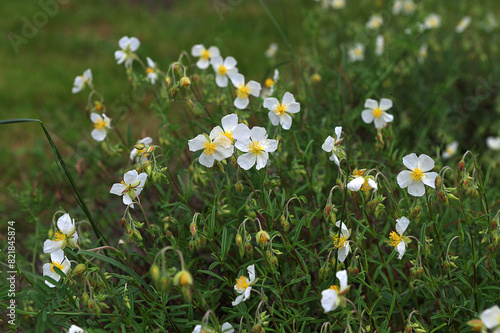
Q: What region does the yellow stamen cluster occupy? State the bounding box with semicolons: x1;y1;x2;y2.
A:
50;261;63;273
389;231;402;247
222;131;234;143
329;285;340;292
54;231;66;242
235;276;249;292
248;141;264;155
361;179;372;192
200;49;210;60
428;18;438;27
217;65;227;76
146;67;154;74
94;118;107;130
333;234;347;249
372;108;382;118
410;168;424;181
265;78;274;88
203;142;216;155
236;84;251;99
354;48;363;57
274;103;287;116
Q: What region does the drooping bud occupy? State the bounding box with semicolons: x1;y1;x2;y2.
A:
73;263;86;276
235;180;244;193
190;222;197;237
435;176;442;188
458;160;465;173
235;234;243;248
180;76;191;88
174;270;193;287
256;230;270;247
150;265;161;282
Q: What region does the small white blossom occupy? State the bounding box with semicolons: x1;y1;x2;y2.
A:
192;323;234;333
424;13;441;30
487;137;500;150
188;127;233;168
321;270;348;313
361;98;394;129
42;249;71;288
191;44;220;69
230;73;261;109
72;69;92;94
114;36;140;68
333;221;350;262
375;35;384;56
219;113;251;145
43;213;78;253
348;43;365;62
130;137;153;164
442;141;458;159
69;325;86;333
480;305;500;332
331;0;345;9
264;92;300;130
456;16;471;33
210;56;238;87
390;217;410;259
235;127;278;170
265;42;278;58
366;14;383;30
397;153;438;197
322;126;344;166
110;170;148;208
232;264;256;306
90;113;111;142
146;57;158;84
347;169;377;192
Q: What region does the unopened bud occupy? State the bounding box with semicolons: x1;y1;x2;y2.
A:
235;181;244;193
73;263;86;276
81;293;89;306
458;160;465;173
180;76;191;88
256;230;270;247
245;242;253;256
190;222;197;236
435;176;442;188
48;229;54;239
311;73;322;84
181;285;192;303
165;76;171;87
134;143;146;151
174;270;193;287
150;265;161;281
235;234;243;248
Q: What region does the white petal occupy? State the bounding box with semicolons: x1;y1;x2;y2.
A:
268;111;280;126
331;153;340;166
334;126;342;140
129;37;140;52
286;102;300;114
383;112;394;123
210;126;224;140
347;177;364;191
237;152;256;170
250;127;268;142
402;153;419;170
197;59;210;69
91;129;107;142
263;97;279;111
234;97;249;109
216;74;228;87
417;154;435;172
280;113;292;130
230;73;244;87
396;241;406;259
118;36;129;50
373;117;386;129
282;92;296;105
235;139;250;152
322;136;334;152
336;270;348;291
379;98;393;111
243;286;252;301
221;322;234;333
90;113;101;123
123;170;139;184
321;289;338;312
255;152;269;170
364;99;379;109
232;124;251;142
367;179;378;190
210;55;223;67
188;134;208;152
43;239;62;253
110;183;127;196
397;170;412;189
199;153;215;167
422;172;438;188
407;181;425;197
247;81;262;97
338;243;349;262
122;193;133;207
208;46;220;58
224;56;237;68
361;110;374;124
263;139;278;153
396;216;410;235
480;306;500;329
57;213;74;234
232;293;245;306
191;44;205;57
247;264;256;283
221;114;238;132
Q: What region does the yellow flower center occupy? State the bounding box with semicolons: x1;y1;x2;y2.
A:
312;73;321;83
54;230;67;242
203;142;216;155
372;18;382;28
265;78;275;88
329;285;340;292
333;234;347;249
405;2;414;11
410;168;424;181
389;231;402;247
217;65;227;76
136;148;146;156
120;180;139;195
180;272;192;286
94;118;107;130
274;103;287;116
361;179;372;192
236;84;251;99
354;48;362;57
446;147;454;155
429;18;437;27
50;261;63;273
146;67;154;75
259;232;269;244
248;141;264;155
94;102;103;112
372;108;382;118
354;169;365;177
235;276;249;292
222;131;234;143
200;49;210;60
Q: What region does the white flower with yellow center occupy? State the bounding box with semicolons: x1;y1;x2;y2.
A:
331;0;345;9
146;57;158;84
322;126;344;166
110;170;148;208
90;113;111;142
114;36;140;68
321;270;348;313
263;92;300;130
442;141;458;159
483;13;498;33
235;126;278;170
191;44;220;69
72;69;92;94
392;0;403;14
389;217;411;259
487;137;500;150
43;213;78;254
397;153;438;197
347;169;378;192
261;69;279;98
188;127;233;168
232;264;256;306
348;43;365;62
265;42;278;58
230;73;261;109
402;0;416;15
42;249;71;288
366;14;383;30
480;305;500;333
69;325;86;333
375;35;384;56
192;323;234;333
220;114;251;145
418;44;428;64
130;137;153;164
361;98;394;129
424;13;441;30
455;16;471;33
333;221;350;262
210;56;238;87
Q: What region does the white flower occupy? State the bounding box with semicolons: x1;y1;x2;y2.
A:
455;16;471;33
192;323;234;333
261;69;279;98
219;114;251;145
348;43;365;62
424;13;441;30
90;113;111;142
130;137;153;163
72;69;92;94
333;221;350;262
397;153;438;197
347;169;378;192
232;264;256;306
230;74;261;109
265;42;278;58
191;44;220;69
68;325;86;333
146;57;158;84
418;44;428;64
321;270;348;312
483;14;498;33
210;56;238;87
389;217;410;259
110;170;148;208
331;0;345;9
487;137;500;150
188;127;233;168
236;127;278;170
480;305;500;332
43;213;78;253
375;35;384;56
361;98;394;129
442;141;458;159
402;0;416;15
392;0;403;14
366;14;383;30
322;126;344;166
264;92;300;130
42;249;71;288
114;36;140;68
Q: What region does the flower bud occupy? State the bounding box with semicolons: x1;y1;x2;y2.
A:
174;270;193;287
252;324;264;333
150;265;161;282
256;230;270;247
435;176;442;188
235;181;244;193
81;293;89;306
458;160;465;173
134;143;146;151
235;234;243;248
73;263;86;276
165;76;171;87
181;285;192;303
48;229;54;239
190;222;197;236
311;73;322;84
245;242;253;256
180;76;191;88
